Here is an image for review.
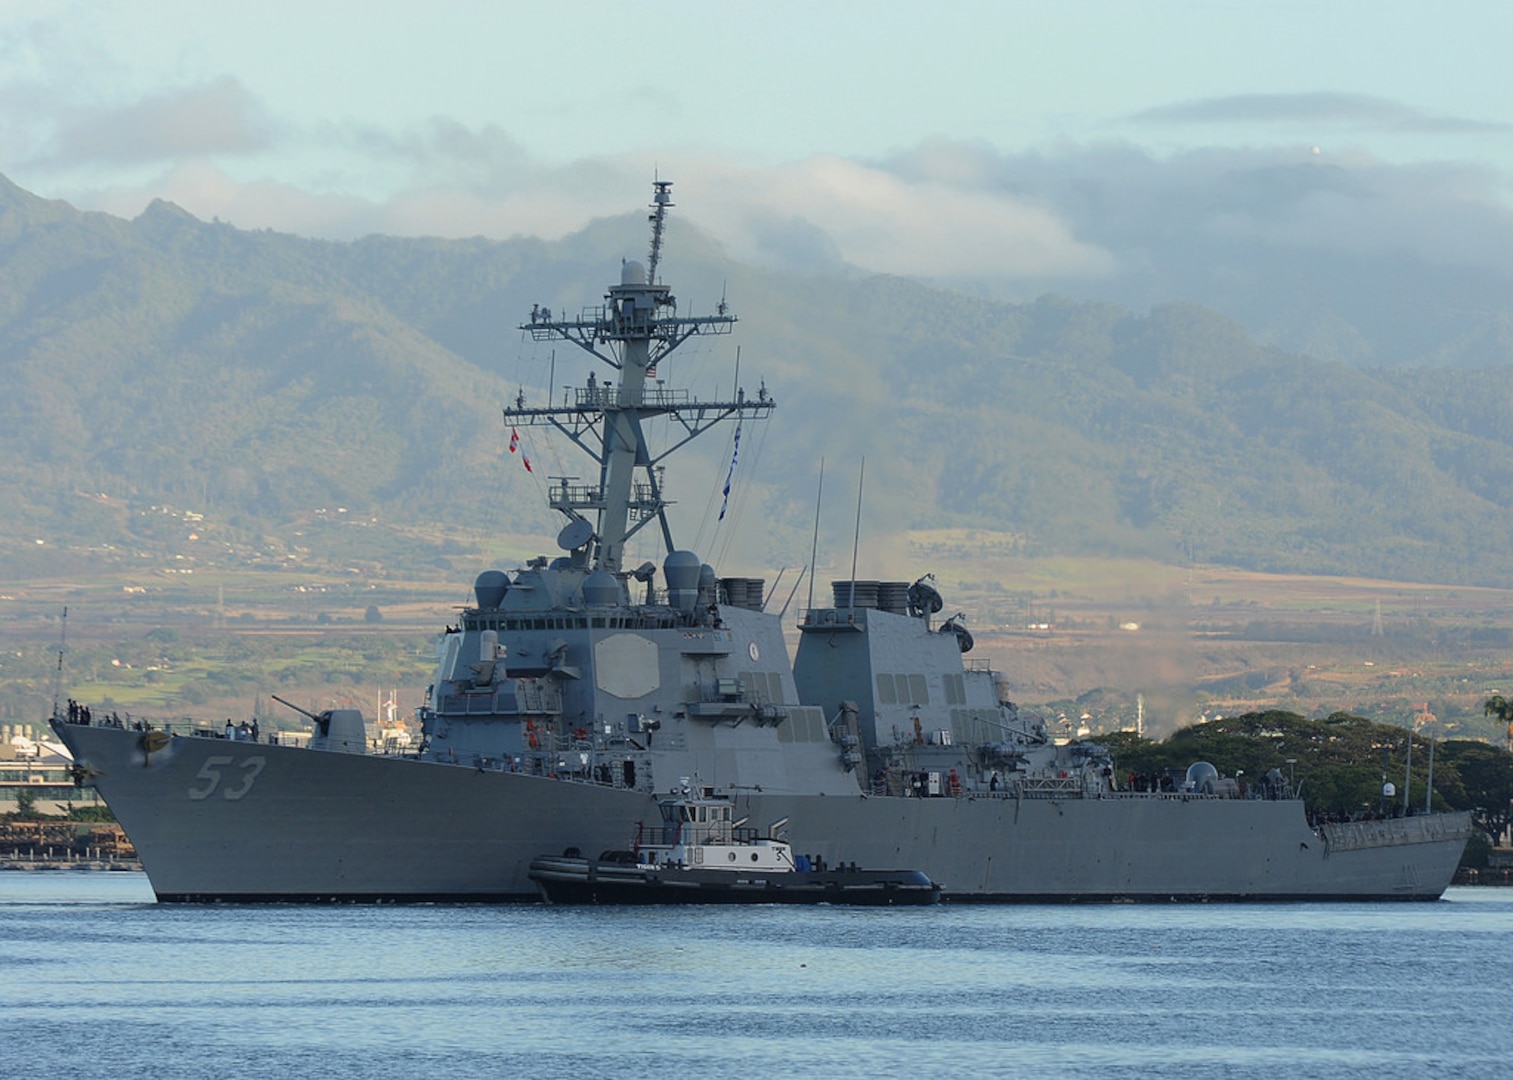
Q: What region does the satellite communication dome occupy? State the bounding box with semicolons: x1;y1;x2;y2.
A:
473;570;509;610
1185;761;1220;794
664;550;701;614
663;550;701;592
622;260;647;285
583;570;621;607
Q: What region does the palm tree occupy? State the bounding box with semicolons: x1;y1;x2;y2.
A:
1484;695;1513;752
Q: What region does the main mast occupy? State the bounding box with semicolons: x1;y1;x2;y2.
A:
511;181;773;574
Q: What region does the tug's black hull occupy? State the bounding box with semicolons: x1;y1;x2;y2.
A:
528;856;941;905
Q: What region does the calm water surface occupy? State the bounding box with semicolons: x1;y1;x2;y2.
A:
1;872;1509;1079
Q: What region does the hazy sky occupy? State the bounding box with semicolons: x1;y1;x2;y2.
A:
3;0;1511;285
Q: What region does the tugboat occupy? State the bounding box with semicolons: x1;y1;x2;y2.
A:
528;784;940;905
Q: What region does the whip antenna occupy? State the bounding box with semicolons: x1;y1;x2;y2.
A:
51;606;68;715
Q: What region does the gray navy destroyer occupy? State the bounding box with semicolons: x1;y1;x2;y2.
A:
51;183;1472;902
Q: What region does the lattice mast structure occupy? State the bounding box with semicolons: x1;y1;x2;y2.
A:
511;181;772;574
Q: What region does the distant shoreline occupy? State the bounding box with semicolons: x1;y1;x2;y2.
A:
0;857;141;872
1455;868;1513;886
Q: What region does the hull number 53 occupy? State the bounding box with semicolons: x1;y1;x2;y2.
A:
188;756;267;801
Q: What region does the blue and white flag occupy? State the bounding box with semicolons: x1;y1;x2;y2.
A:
718;420;743;522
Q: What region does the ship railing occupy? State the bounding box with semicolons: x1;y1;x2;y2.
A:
371;737;421;757
1010;779;1231;800
574;385;693;410
1319;811;1471;852
549;481;606;509
1015;775;1089;798
626;482;662;521
425;743;655;794
436;690;564;717
438;694;491;715
576;386;615;409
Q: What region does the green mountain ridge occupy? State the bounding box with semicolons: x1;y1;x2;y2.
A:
3;175;1513;586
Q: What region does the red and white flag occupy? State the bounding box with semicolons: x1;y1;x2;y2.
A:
509;427;533;473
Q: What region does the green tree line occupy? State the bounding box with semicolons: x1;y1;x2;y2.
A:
1099;710;1513;863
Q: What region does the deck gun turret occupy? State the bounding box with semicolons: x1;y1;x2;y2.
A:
272;695;367;755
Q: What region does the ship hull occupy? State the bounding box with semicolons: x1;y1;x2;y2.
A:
53;722;1471;903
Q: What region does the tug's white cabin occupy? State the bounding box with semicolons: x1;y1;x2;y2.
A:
637;796;797;873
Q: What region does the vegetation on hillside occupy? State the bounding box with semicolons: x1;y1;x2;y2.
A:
5;176;1513;589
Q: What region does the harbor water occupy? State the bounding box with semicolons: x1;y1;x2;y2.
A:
2;872;1510;1079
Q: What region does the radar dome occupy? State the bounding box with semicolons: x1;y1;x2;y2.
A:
622;260;647;285
473;570;509;610
663;550;701;591
664;550;701;614
583;570;622;607
1185;761;1220;794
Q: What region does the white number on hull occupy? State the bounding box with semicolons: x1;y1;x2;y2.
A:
188;755;267;801
223;757;266;800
